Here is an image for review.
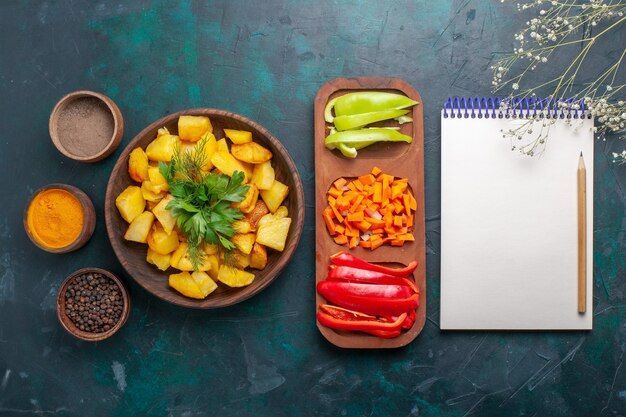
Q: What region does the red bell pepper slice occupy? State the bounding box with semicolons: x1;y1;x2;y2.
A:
317;309;407;332
317;283;419;316
327;266;419;294
401;314;414;330
330;251;417;277
401;278;419;294
319;304;392;323
391;308;417;329
362;329;402;338
327;266;405;285
317;281;414;300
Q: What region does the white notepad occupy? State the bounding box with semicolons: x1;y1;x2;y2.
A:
440;98;594;330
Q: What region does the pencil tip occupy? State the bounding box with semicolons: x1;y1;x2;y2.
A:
580;151;583;157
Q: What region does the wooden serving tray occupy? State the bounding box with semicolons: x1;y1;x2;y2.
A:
314;77;426;349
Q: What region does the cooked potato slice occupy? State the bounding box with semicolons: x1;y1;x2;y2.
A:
124;211;155;243
249;243;268;270
146;248;171;271
206;255;219;280
148;166;169;190
234;183;259;214
217;265;255;287
210;152;252;182
251;161;275;190
224;129;252;144
198;133;217;171
169;271;214;299
257;213;273;228
170;243;187;269
170;242;211;272
178;115;212;142
152;195;177;235
116;186;146;223
179;141;195;155
128;148;149;182
232;220;252;233
232;233;256;255
244;200;270;231
146;133;180;162
216;138;230;153
191;271;218;297
230;250;251;269
231;142;272;164
274;206;289;219
259;180;289;213
141;181;165;203
147;223;179;255
201;242;218;255
256;217;291;252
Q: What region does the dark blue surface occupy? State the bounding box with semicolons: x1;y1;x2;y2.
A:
0;1;625;416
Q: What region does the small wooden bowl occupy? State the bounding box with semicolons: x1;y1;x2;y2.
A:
24;184;96;254
49;90;124;162
105;109;305;308
56;268;130;342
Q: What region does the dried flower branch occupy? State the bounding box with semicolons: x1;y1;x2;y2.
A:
492;0;625;162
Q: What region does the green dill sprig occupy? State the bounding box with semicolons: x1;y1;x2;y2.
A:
159;135;249;269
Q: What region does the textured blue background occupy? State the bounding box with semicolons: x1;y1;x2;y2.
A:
0;1;625;416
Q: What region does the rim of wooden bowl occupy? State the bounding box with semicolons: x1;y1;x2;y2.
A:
49;90;124;162
105;108;305;308
23;183;96;254
56;268;131;341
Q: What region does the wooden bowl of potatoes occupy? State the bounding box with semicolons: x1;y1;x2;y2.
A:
105;109;305;308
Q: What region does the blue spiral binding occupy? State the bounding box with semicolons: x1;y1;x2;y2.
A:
442;97;586;119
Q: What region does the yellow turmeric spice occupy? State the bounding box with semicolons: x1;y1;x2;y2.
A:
27;189;84;248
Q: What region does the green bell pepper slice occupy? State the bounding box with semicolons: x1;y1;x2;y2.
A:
325;128;412;158
333;109;410;131
325;92;418;122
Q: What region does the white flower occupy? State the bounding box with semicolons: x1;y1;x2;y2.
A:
512;83;520;90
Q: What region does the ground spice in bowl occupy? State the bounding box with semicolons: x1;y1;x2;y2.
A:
24;184;96;253
49;90;123;162
57;268;130;341
26;188;83;248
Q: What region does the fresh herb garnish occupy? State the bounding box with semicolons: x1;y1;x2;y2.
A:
159;135;249;268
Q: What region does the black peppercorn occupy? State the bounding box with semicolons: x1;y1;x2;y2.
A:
64;273;123;333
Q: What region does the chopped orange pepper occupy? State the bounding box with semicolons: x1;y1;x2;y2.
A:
369;235;384;250
333;178;347;190
358;174;376;186
334;235;348;245
328;187;342;198
324;170;417;250
372;182;383;203
393;216;403;228
359;240;372;248
329;202;344;223
355;220;372;231
323;208;337;235
347;211;364;222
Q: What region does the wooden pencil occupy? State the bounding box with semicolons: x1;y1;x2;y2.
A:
578;152;586;314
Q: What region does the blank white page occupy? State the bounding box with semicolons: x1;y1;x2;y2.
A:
440;112;593;330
